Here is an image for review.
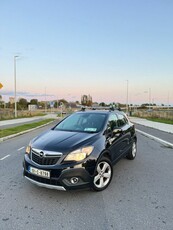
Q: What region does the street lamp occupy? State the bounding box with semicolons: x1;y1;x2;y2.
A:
14;55;19;118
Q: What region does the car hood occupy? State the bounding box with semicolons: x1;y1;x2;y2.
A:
31;130;99;154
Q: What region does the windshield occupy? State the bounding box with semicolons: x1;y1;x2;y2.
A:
54;113;107;133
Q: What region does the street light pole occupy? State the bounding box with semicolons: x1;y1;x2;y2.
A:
45;87;47;113
14;56;18;118
126;80;129;114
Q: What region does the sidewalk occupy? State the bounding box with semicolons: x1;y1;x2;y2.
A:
0;114;59;142
0;114;58;129
129;117;173;134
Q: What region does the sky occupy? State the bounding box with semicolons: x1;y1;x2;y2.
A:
0;0;173;105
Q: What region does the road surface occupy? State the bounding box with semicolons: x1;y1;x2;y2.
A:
0;121;173;230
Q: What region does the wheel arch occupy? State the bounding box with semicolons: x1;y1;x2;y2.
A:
97;150;112;163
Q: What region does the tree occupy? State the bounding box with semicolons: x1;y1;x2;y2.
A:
58;99;68;107
38;101;45;109
18;98;28;110
99;102;106;107
0;95;3;108
0;101;5;108
30;99;38;105
54;101;58;108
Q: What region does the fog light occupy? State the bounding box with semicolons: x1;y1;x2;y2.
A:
70;177;79;184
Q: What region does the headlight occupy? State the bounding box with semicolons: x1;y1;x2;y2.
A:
64;146;94;162
25;143;31;154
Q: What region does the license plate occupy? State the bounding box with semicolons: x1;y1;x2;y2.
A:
29;166;50;179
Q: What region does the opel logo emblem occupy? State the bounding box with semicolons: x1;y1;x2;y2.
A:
39;151;44;158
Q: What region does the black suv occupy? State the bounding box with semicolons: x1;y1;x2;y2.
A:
23;109;137;191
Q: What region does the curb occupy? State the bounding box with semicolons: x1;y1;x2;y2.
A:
136;129;173;149
0;120;55;143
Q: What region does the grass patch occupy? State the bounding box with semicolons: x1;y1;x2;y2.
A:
147;118;173;125
0;119;55;138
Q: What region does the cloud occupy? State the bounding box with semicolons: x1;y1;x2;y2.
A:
0;90;55;98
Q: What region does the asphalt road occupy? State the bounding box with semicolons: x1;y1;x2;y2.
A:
0;122;173;230
134;123;173;144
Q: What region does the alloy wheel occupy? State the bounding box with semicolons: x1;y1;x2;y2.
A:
94;161;112;189
132;142;137;158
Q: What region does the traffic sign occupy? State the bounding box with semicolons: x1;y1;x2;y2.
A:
50;101;55;108
0;83;3;89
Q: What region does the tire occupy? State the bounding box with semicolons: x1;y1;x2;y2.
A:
92;157;113;191
126;141;137;160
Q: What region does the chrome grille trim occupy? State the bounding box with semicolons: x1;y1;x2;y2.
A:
32;148;62;157
31;148;62;166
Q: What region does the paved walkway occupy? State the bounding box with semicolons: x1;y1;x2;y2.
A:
0;114;58;128
129;117;173;134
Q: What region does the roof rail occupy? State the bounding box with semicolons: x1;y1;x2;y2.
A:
80;105;119;112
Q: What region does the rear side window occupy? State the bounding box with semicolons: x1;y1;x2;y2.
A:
117;114;128;127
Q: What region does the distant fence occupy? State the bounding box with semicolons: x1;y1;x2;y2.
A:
132;110;173;120
0;109;44;120
0;107;76;120
1;108;172;120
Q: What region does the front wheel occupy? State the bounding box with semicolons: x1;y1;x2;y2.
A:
92;157;113;191
126;141;137;160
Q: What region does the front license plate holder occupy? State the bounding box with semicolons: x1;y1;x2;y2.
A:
29;166;50;179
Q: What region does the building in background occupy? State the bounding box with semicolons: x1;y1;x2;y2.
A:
81;94;92;106
28;104;38;111
9;97;15;104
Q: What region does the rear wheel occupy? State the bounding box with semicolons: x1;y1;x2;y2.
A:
92;157;113;191
126;141;137;160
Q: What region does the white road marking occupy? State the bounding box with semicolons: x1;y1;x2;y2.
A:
0;146;25;161
0;154;10;161
18;146;25;151
136;129;173;148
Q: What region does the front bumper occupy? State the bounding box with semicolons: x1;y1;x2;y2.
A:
25;176;66;191
23;155;95;191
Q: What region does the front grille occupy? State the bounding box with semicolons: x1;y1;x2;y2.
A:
31;149;61;165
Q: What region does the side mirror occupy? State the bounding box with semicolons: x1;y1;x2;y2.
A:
113;128;122;134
